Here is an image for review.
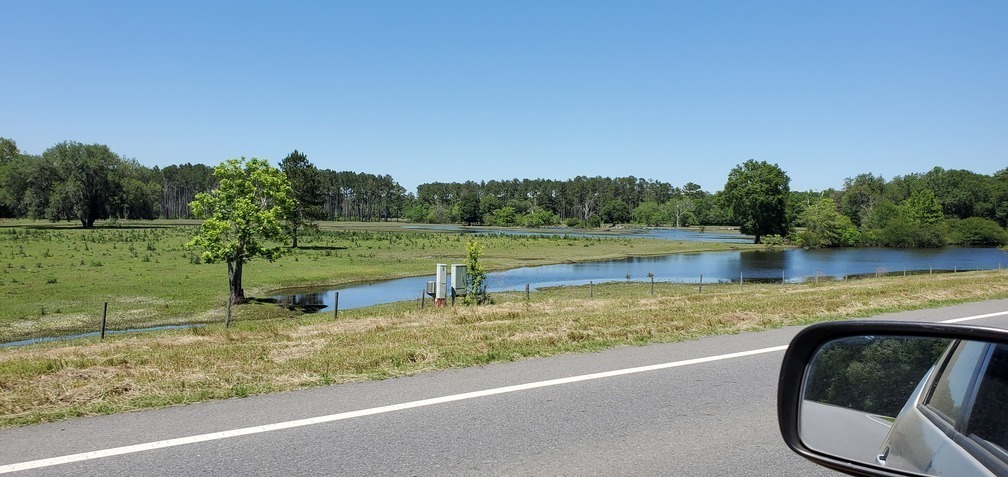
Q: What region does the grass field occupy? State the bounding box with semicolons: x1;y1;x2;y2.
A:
1;268;1006;428
0;219;760;343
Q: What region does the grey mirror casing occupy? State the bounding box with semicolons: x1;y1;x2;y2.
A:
777;320;1008;477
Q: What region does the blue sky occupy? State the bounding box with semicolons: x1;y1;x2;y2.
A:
3;1;1006;194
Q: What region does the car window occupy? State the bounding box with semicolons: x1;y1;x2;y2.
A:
966;344;1008;454
925;340;988;424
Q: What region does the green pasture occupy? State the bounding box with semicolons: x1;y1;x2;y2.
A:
0;220;758;342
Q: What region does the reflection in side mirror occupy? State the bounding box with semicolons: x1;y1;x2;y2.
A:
796;334;1008;476
800;336;950;464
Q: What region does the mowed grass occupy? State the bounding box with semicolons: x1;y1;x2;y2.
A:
1;268;1007;428
0;219;760;342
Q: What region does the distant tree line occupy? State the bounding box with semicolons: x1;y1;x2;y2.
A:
0;138;410;225
797;168;1008;248
2;136;1005;247
408;177;731;229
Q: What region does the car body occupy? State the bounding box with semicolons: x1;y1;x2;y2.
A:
778;321;1008;477
877;339;1008;476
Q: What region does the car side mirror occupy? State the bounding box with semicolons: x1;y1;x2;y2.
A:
778;321;1008;477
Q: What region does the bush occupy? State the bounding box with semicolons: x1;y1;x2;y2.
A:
948;218;1008;246
520;209;559;228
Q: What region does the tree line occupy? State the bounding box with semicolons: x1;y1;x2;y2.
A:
2;136;1006;247
0;138;410;226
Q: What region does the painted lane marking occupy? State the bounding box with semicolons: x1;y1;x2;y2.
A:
865;414;893;428
0;345;787;474
939;310;1008;324
3;308;1006;473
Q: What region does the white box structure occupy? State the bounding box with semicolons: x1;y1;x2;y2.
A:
450;264;467;295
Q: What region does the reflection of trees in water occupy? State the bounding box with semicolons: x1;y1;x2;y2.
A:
805;337;950;417
281;292;328;313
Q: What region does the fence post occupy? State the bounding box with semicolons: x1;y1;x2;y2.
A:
101;302;108;340
421;290;425;310
451;288;456;307
699;274;703;294
525;284;530;301
334;291;339;320
225;296;232;328
590;281;593;298
649;274;654;295
739;272;743;290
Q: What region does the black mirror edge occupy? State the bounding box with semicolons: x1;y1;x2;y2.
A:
777;320;1008;477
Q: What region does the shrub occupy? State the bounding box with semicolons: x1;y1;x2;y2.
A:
948;218;1008;246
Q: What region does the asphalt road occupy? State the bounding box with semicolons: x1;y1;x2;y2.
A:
2;299;1007;476
801;401;892;464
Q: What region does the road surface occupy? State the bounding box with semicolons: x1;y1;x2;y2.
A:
2;299;1007;476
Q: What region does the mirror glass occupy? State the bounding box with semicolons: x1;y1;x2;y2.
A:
800;336;1008;476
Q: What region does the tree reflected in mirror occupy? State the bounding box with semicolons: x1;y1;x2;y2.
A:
798;336;1008;476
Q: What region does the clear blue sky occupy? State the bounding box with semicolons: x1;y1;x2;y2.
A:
3;0;1006;195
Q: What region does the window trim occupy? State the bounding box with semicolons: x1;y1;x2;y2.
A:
922;340;988;426
918;341;1008;475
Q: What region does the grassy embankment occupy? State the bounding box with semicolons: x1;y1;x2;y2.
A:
2;220;1007;428
0;219;756;343
2;264;1007;427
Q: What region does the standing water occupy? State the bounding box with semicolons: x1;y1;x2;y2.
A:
276;247;1008;312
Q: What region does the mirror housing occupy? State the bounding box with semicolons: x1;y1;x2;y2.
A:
778;320;1008;477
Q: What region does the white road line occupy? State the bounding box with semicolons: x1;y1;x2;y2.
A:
939;310;1008;324
0;345;787;474
3;308;1007;474
865;414;893;428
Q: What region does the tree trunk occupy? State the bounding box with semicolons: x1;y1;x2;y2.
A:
228;260;247;304
291;224;299;248
754;234;762;244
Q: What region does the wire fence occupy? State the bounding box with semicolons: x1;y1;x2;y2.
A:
3;264;1005;348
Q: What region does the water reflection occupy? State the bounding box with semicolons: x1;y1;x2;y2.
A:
276;247;1008;313
278;291;328;313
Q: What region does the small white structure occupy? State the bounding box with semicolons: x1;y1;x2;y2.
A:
435;263;448;306
451;264;468;296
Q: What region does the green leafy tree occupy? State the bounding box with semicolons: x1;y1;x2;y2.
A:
0;137;17;164
904;189;944;226
459;192;481;225
520;208;559;227
948;217;1008;247
187;158;295;304
279;150;325;248
838;173;886;227
600;199;631;226
721;160;792;244
632;201;664;226
490;206;518;227
797;198;859;248
0;138;20;217
464;241;488;305
44;141;122;228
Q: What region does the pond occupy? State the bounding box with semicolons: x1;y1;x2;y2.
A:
276;246;1008;313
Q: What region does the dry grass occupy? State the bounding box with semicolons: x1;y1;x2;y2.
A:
1;269;1007;428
